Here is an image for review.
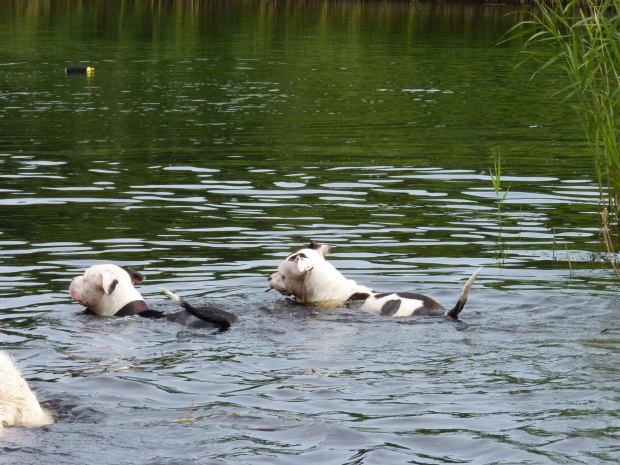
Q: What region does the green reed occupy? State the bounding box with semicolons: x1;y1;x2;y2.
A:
490;150;510;265
490;150;510;228
506;0;620;272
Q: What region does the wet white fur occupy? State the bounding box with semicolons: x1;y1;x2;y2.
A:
70;264;144;316
361;293;426;317
0;351;53;428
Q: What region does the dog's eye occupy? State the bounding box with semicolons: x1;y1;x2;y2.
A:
282;275;286;281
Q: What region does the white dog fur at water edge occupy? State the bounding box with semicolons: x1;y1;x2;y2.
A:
268;241;482;318
0;351;54;428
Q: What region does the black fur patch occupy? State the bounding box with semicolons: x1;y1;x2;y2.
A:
347;292;371;301
105;278;120;295
138;309;166;319
381;299;402;316
115;300;149;316
122;266;145;284
374;292;442;309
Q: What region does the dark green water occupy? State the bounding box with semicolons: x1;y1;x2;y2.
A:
1;1;619;463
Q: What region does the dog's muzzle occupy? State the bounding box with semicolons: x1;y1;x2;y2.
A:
267;272;292;296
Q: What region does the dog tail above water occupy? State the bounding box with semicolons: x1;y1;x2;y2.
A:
162;288;238;331
445;267;482;319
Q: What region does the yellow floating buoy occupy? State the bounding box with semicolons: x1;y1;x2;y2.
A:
65;66;95;75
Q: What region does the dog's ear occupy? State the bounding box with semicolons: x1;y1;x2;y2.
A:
308;241;330;256
95;270;120;295
122;266;146;285
295;255;315;274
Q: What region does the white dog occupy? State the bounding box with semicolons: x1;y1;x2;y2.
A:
0;351;53;428
70;264;148;317
268;241;482;318
70;264;237;330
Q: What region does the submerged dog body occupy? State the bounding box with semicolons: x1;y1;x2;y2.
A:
0;351;53;428
268;242;481;318
70;264;237;331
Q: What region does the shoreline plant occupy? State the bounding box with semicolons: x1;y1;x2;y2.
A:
490;150;510;266
506;0;620;274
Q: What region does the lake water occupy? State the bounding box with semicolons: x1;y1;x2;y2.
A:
1;1;619;463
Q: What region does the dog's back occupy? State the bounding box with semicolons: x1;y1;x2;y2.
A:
0;351;53;428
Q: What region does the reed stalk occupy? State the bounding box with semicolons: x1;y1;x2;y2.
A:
506;0;620;270
172;400;195;422
490;150;510;265
490;151;510;231
565;242;573;279
601;208;620;277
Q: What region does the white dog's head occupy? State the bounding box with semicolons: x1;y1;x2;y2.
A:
268;241;370;306
268;241;331;300
70;265;145;316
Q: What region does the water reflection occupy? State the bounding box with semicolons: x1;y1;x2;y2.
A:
0;149;605;283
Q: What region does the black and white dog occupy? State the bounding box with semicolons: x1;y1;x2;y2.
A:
268;241;482;318
70;264;237;331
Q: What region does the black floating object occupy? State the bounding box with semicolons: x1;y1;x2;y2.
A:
162;288;238;332
66;66;95;75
